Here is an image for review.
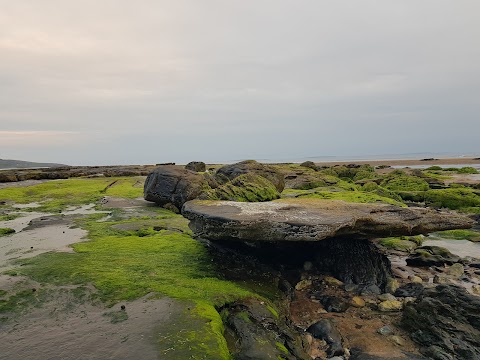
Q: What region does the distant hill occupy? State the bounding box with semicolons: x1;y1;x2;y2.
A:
0;159;68;170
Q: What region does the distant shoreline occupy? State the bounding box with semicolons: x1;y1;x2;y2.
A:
313;157;480;167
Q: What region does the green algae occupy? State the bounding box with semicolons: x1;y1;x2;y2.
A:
424;188;480;212
432;229;480;242
0;228;15;236
204;173;279;202
380;174;430;192
378;236;424;252
0;177;144;212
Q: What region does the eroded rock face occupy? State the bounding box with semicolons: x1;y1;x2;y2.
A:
144;166;208;209
401;285;480;360
215;160;285;192
182;199;474;242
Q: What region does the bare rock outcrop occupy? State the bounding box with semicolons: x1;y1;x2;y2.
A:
182;198;474;242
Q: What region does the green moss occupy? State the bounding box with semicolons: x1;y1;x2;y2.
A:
381;174;430;192
379;236;424;251
236;310;252;323
0;289;44;314
0;228;15;236
0;214;21;221
275;342;289;355
424;188;480;211
432;229;480;242
457;167;479;174
0;177;144;212
291;190;405;206
0;290;7;297
204;174;279;202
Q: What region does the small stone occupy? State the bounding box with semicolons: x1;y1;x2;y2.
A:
361;284;381;296
403;297;416;305
472;284;480;295
385;278;399;294
433;274;450;284
303;261;313;271
328;357;343;360
378;300;403;312
378;293;396;302
389;335;405;346
408;275;423;283
344;284;358;292
295;279;312;291
304;333;313;345
350;296;366;308
446;263;464;278
120;305;126;310
377;325;393;336
323;276;344;287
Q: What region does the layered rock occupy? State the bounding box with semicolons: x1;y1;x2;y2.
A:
182;198;474;242
402;285;480;359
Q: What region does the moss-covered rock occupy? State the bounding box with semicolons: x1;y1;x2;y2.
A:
381;173;430;192
378;236;423;252
0;228;15;237
202;173;280;202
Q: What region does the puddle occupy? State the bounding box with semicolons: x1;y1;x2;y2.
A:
423;239;480;259
0;293;181;360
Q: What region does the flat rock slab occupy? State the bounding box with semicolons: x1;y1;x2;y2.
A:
182;199;474;242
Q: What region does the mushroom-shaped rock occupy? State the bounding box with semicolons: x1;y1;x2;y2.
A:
182;198;474;242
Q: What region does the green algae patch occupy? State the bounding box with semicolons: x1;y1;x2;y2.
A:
378;236;424;252
424;188;480;212
0;214;21;221
204;173;279;202
0;228;15;236
285;188;405;206
381;174;430;192
0;177;144;212
432;229;480;242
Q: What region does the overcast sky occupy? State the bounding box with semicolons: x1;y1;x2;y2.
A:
1;1;479;165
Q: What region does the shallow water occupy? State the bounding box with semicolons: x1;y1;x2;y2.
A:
423;238;480;259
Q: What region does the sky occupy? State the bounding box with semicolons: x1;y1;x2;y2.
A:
1;1;479;165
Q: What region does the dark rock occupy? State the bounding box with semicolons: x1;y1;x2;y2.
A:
144;166;209;209
215;160;285;192
377;325;393;336
406;246;461;267
306;319;344;357
221;299;309;360
361;284;382;296
185;161;206;172
311;294;350;313
183;199;474;243
299;161;317;170
401;284;480;359
394;283;424;298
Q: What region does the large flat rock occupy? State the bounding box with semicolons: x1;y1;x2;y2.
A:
182;199;474;242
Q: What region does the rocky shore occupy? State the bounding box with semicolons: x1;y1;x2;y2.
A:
142;160;479;359
1;159;479;359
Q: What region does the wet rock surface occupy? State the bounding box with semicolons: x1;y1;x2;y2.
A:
183;199;474;242
401;284;480;360
406;246;462;266
143;166;208;209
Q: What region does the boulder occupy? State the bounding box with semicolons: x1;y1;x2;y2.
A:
306;319;344;357
200;173;280;202
215;160;285;192
406;246;461;267
144;166;209;209
401;285;480;359
182;198;474;242
185;161;206;172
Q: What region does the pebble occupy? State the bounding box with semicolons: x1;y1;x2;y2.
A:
350;296;365;308
389;335;405;346
385;278;399;294
447;263;464;278
378;293;396;302
377;325;393;336
408;275;423;283
472;285;480;295
403;297;416;305
295;279;312;291
323;276;344;287
433;274;450;284
344;284;358;292
378;300;403;312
